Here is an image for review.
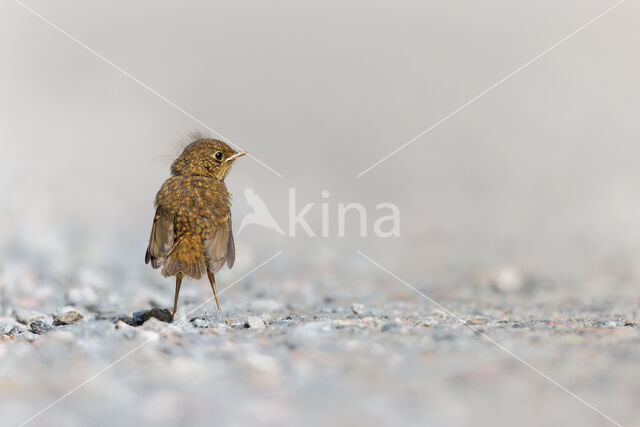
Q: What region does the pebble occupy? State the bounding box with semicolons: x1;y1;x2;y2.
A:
190;309;225;329
97;313;134;325
132;308;172;326
15;310;47;325
192;317;225;329
351;303;366;316
53;310;84;326
53;306;80;316
421;319;438;327
246;316;266;329
260;314;273;325
464;318;489;326
30;319;52;334
0;320;27;336
192;318;211;328
333;319;363;328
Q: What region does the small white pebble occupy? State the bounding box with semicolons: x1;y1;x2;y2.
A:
351;303;366;316
247;316;265;329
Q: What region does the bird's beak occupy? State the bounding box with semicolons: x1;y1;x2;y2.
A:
226;151;247;162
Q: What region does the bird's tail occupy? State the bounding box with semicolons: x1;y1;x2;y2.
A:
162;236;206;279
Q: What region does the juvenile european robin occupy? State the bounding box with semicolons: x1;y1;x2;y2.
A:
145;138;246;319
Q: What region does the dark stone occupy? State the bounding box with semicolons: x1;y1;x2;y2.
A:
95;312;134;325
114;314;136;325
131;308;173;326
30;320;52;334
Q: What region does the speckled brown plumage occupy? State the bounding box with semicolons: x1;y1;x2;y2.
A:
145;138;246;318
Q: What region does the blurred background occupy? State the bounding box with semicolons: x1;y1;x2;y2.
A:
1;1;639;426
1;0;640;295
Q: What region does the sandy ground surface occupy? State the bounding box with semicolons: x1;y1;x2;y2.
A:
1;252;638;427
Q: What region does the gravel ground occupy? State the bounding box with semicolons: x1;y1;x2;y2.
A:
1;254;638;427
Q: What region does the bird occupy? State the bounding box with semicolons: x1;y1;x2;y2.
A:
237;187;285;236
145;137;246;320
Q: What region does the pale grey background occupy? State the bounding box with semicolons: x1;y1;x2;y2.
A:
2;0;640;294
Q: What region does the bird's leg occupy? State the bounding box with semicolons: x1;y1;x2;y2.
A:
172;272;183;320
207;269;222;312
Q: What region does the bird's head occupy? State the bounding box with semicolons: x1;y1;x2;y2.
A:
170;138;247;180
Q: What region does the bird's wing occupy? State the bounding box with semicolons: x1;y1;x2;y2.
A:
145;209;174;269
203;215;235;272
226;217;235;269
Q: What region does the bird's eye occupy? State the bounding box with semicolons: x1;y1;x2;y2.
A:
214;151;223;161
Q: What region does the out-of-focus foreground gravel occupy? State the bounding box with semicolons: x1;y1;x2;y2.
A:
0;252;638;427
